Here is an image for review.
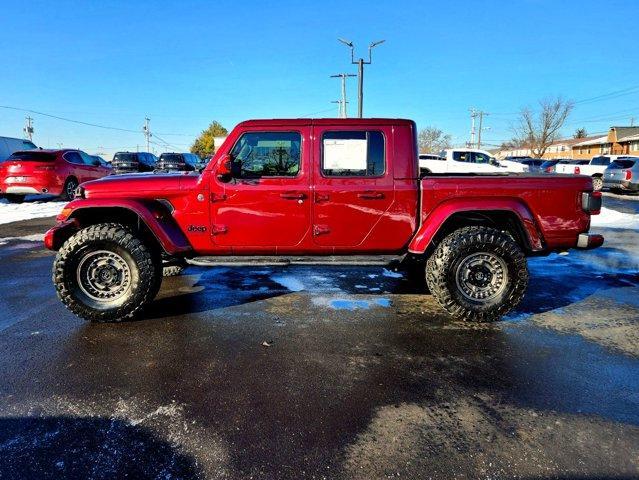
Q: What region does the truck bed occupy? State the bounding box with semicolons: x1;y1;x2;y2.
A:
420;174;594;252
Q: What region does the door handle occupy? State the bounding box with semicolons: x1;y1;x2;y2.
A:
280;192;306;200
357;191;384;199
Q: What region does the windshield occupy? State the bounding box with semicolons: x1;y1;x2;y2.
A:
540;160;558;168
4;151;55;162
113;153;138;162
160;154;183;163
591;156;610;166
609;159;636;169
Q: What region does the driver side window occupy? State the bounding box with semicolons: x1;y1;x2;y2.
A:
230;132;301;178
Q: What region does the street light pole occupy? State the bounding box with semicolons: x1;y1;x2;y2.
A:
338;38;385;118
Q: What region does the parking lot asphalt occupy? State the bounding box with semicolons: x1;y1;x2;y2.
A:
0;197;638;479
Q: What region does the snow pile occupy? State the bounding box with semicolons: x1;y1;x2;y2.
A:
0;198;65;225
591;207;639;229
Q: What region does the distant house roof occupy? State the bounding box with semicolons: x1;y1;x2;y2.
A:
573;135;609;147
618;132;639;142
612;126;639;141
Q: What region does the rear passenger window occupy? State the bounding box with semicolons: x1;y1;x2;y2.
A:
453;151;471;163
64;152;84;164
321;131;384;177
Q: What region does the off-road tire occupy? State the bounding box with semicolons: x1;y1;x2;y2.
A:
5;194;25;204
53;223;161;322
426;226;528;322
61;177;79;201
592;176;603;191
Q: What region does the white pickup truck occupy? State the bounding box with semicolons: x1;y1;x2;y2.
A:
419;148;507;174
555;155;625;190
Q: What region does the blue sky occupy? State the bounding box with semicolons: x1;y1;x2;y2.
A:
1;0;638;156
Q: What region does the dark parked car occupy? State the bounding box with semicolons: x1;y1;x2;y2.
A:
520;158;544;172
112;152;157;174
156;152;201;172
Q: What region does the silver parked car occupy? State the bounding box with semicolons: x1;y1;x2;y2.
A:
603;157;639;193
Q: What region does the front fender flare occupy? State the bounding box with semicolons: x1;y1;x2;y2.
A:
49;198;192;255
408;198;544;254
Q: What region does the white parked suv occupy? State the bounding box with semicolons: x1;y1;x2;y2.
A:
555;155;625;190
419;148;505;174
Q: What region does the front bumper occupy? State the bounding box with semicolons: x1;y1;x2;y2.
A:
576;233;604;250
44;218;79;250
603;179;639;191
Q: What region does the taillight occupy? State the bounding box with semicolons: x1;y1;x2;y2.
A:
574;166;580;174
626;170;633;181
545;166;553;173
582;191;602;215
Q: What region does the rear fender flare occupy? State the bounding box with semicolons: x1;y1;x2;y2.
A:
408;198;543;254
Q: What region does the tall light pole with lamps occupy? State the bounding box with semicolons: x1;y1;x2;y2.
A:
338;38;385;118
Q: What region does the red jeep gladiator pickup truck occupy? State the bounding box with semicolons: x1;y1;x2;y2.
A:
44;119;603;323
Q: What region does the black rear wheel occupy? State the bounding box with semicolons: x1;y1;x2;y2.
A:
61;177;79;201
53;223;161;322
426;226;528;322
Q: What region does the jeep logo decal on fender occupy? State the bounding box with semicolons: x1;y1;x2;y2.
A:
187;225;207;233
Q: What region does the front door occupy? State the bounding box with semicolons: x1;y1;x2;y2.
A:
312;126;394;247
213;128;311;249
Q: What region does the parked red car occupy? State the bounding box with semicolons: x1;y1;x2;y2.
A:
0;149;111;203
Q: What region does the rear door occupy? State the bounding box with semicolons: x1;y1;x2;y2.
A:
79;151;102;180
213;127;311;248
63;151;91;182
312;126;394;247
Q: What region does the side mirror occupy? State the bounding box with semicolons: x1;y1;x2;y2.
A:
216;154;232;181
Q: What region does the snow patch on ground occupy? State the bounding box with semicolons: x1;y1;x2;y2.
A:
0;199;64;224
312;297;391;310
591;207;639;229
0;233;45;246
270;275;305;292
382;269;403;278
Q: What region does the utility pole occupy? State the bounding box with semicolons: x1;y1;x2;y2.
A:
331;100;342;118
330;73;356;118
23;116;34;141
469;109;477;147
469;109;489;148
338;38;385;118
477;111;488;149
142;117;151;152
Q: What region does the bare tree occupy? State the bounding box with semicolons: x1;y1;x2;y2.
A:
418;127;452;154
514;97;573;158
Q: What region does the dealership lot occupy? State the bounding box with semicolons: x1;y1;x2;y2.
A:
0;195;638;479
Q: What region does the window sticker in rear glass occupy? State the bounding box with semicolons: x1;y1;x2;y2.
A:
323;138;367;171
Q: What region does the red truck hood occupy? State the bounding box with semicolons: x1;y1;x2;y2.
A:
81;172;200;198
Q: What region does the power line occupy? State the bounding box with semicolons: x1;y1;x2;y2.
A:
574;85;639;106
0;104;196;136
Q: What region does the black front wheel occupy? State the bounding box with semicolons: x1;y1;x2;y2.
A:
426;226;529;322
53;223;161;322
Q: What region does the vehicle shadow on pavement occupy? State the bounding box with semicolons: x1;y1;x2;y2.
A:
142;265;426;320
0;416;200;479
